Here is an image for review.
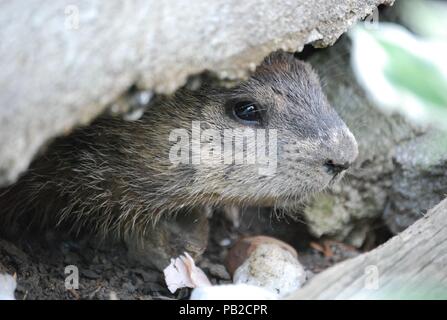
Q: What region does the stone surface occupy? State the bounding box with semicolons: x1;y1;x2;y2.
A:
385;130;447;233
232;243;307;297
0;0;394;186
303;36;418;244
304;35;447;243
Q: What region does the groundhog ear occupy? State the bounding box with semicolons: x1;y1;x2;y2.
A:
258;50;297;75
262;50;295;68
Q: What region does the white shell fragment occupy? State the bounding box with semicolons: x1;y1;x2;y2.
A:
0;273;17;300
191;283;278;300
163;252;212;294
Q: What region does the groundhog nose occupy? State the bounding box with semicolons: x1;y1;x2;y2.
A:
324;159;350;175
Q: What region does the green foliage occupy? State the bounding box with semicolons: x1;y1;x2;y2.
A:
379;38;447;110
349;1;447;131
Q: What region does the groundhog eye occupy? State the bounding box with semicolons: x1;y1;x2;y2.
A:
233;101;262;124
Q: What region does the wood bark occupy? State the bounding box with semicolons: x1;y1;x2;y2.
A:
289;198;447;299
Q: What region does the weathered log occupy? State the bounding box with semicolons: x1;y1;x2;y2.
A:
289;198;447;299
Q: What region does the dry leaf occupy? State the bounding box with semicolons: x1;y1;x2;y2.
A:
164;252;212;294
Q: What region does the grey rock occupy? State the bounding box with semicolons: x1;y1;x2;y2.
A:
304;35;447;243
0;0;393;186
385;131;447;233
304;36;419;243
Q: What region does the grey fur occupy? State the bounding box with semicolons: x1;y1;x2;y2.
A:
0;51;358;243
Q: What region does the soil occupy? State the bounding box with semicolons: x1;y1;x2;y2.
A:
0;209;373;300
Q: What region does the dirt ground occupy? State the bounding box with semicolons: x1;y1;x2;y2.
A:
0;210;387;300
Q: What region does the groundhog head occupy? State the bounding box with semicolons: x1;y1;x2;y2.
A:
166;51;358;209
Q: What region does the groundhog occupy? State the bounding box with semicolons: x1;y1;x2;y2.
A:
0;51;358;268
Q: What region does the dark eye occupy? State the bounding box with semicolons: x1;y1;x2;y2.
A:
232;101;262;124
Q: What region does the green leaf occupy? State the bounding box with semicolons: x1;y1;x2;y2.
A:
378;38;447;109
